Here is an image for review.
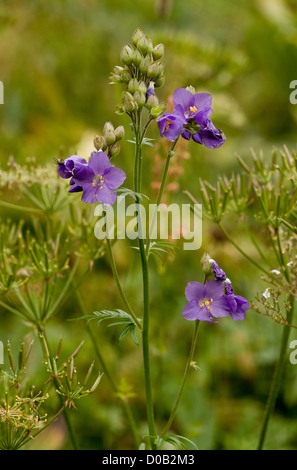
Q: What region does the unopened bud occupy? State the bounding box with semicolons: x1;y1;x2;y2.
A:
121;69;132;84
128;78;139;94
132;28;144;46
186;85;196;95
146;94;159;110
147;62;163;79
94;135;107;151
154;74;165;88
114;125;125;141
138;81;147;94
152;43;165;60
136;35;151;55
103;122;116;146
110;144;121;157
139;57;151;75
133;49;142;67
103;122;114;134
134;91;146;108
120;45;134;66
201;253;212;276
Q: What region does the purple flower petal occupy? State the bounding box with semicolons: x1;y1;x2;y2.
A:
192;132;203;144
58;155;87;179
172;88;194;113
72;164;94;185
182;129;191;140
182;299;200;321
193;92;212;111
103;167;126;190
210;298;230;318
185;281;205;302
81;183;99;204
204;280;225;300
88;151;111;175
157;113;185;142
95;184;117;205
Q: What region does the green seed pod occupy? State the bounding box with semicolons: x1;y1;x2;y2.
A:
147;62;163;79
114;125;125;141
152;43;165;60
134;90;146;108
94;135;107;151
146;94;159;110
128;78;139;94
154;74;165;88
120;45;134;66
132;27;144;46
136;35;151;55
133;49;142;67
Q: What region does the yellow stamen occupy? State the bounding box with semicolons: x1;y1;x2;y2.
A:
205;301;210;306
165;120;173;133
92;183;96;187
190;106;197;113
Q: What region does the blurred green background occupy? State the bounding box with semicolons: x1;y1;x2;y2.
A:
1;0;297;450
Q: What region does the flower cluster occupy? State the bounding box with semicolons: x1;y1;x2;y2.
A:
110;28;166;119
157;87;225;149
58;151;126;205
183;258;250;323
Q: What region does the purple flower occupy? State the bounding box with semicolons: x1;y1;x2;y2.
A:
146;84;155;99
172;88;213;125
224;294;250;321
223;279;250;320
198;118;226;149
157;112;187;142
210;259;226;281
58;155;87;179
157;87;225;149
183;280;230;323
72;151;126;205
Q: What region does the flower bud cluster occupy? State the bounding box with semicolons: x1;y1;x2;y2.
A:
94;121;125;158
110;28;166;118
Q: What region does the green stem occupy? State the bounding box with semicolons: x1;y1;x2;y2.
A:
105;235;142;331
257;226;293;450
76;290;140;448
37;326;79;450
19;406;65;449
161;320;200;437
257;296;294;449
218;222;271;276
134;117;157;450
145;138;179;256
